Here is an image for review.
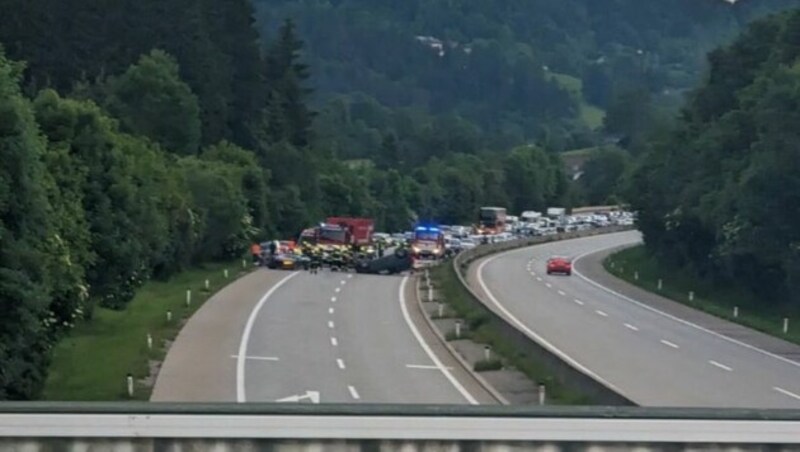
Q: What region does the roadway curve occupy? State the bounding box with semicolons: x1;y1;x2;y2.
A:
472;231;800;408
155;268;497;404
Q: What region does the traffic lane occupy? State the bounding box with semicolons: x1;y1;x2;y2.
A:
244;270;353;403
492;234;800;407
482;249;726;406
244;269;476;404
333;274;475;404
529;237;800;406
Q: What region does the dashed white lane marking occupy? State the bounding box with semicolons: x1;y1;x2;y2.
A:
347;274;353;279
329;307;334;314
331;297;337;302
545;283;552;288
557;290;566;296
595;310;608;317
774;386;800;401
328;321;335;329
406;364;453;370
337;359;346;369
536;277;543;282
335;287;341;293
709;360;733;372
230;355;279;361
398;276;478;404
348;385;360;400
341;280;346;285
574;299;585;306
624;323;639;332
660;340;679;349
330;337;338;346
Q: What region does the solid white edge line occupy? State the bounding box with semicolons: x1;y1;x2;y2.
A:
477;257;625;397
774;386;800;401
625;323;639;332
709;360;733;372
660;340;679;349
572;242;800;370
348;385;360;400
230;355;279;362
398;276;479;404
236;272;300;403
337;359;346;369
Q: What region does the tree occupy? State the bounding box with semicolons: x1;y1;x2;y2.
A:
0;50;58;399
104;50;202;155
579;147;631;205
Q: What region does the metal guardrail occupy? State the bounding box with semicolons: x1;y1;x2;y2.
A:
1;403;800;443
451;226;637;405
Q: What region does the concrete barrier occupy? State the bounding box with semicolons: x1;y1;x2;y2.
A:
451;226;636;406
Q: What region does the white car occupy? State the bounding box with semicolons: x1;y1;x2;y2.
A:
460;239;477;250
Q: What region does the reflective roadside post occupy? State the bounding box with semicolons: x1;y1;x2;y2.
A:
224;269;229;279
166;310;172;322
204;279;210;290
733;306;739;318
438;302;444;318
146;333;153;350
455;320;462;339
126;374;134;398
658;279;663;290
484;345;491;361
538;384;546;405
186;289;192;307
689;291;694;302
784;318;790;334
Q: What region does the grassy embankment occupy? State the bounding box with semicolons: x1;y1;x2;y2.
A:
42;260;250;401
606;246;800;346
431;261;592;405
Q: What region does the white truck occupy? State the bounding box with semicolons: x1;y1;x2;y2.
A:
546;207;566;218
520;211;542;222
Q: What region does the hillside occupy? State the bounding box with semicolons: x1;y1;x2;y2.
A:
630;8;800;306
252;0;798;157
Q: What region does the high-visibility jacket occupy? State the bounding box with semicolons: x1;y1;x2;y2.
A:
250;243;261;256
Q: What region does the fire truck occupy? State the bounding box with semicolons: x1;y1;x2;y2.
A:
298;217;375;247
410;224;445;268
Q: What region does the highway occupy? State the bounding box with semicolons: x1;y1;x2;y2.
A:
237;270;491;404
474;231;800;408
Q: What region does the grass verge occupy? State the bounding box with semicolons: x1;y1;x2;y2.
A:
42;260;250;401
605;246;800;346
431;262;591;405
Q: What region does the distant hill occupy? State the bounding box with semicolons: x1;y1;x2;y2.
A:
252;0;798;156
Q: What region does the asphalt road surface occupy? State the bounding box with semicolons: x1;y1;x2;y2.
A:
239;270;489;404
474;231;800;408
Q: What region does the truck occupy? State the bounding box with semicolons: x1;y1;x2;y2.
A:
546;207;566;218
410;224;445;261
298;217;375;247
475;207;507;235
325;217;375;246
520;211;542;223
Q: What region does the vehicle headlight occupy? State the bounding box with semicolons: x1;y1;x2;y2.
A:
412;246;420;253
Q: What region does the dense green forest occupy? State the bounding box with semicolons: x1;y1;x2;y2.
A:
253;0;798;159
629;8;800;307
0;0;567;399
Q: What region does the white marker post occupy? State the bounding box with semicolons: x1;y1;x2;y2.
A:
784;318;789;334
242;259;247;269
204;279;210;290
455;320;462;339
484;345;491;361
689;291;694;302
634;271;639;281
126;374;134;398
733;306;739;318
428;285;433;303
538;385;546;405
146;333;153;350
224;269;229;279
610;262;615;269
438;302;444;318
166;310;172;322
186;289;192;307
657;279;663;290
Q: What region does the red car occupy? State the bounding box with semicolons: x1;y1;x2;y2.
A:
546;256;572;276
